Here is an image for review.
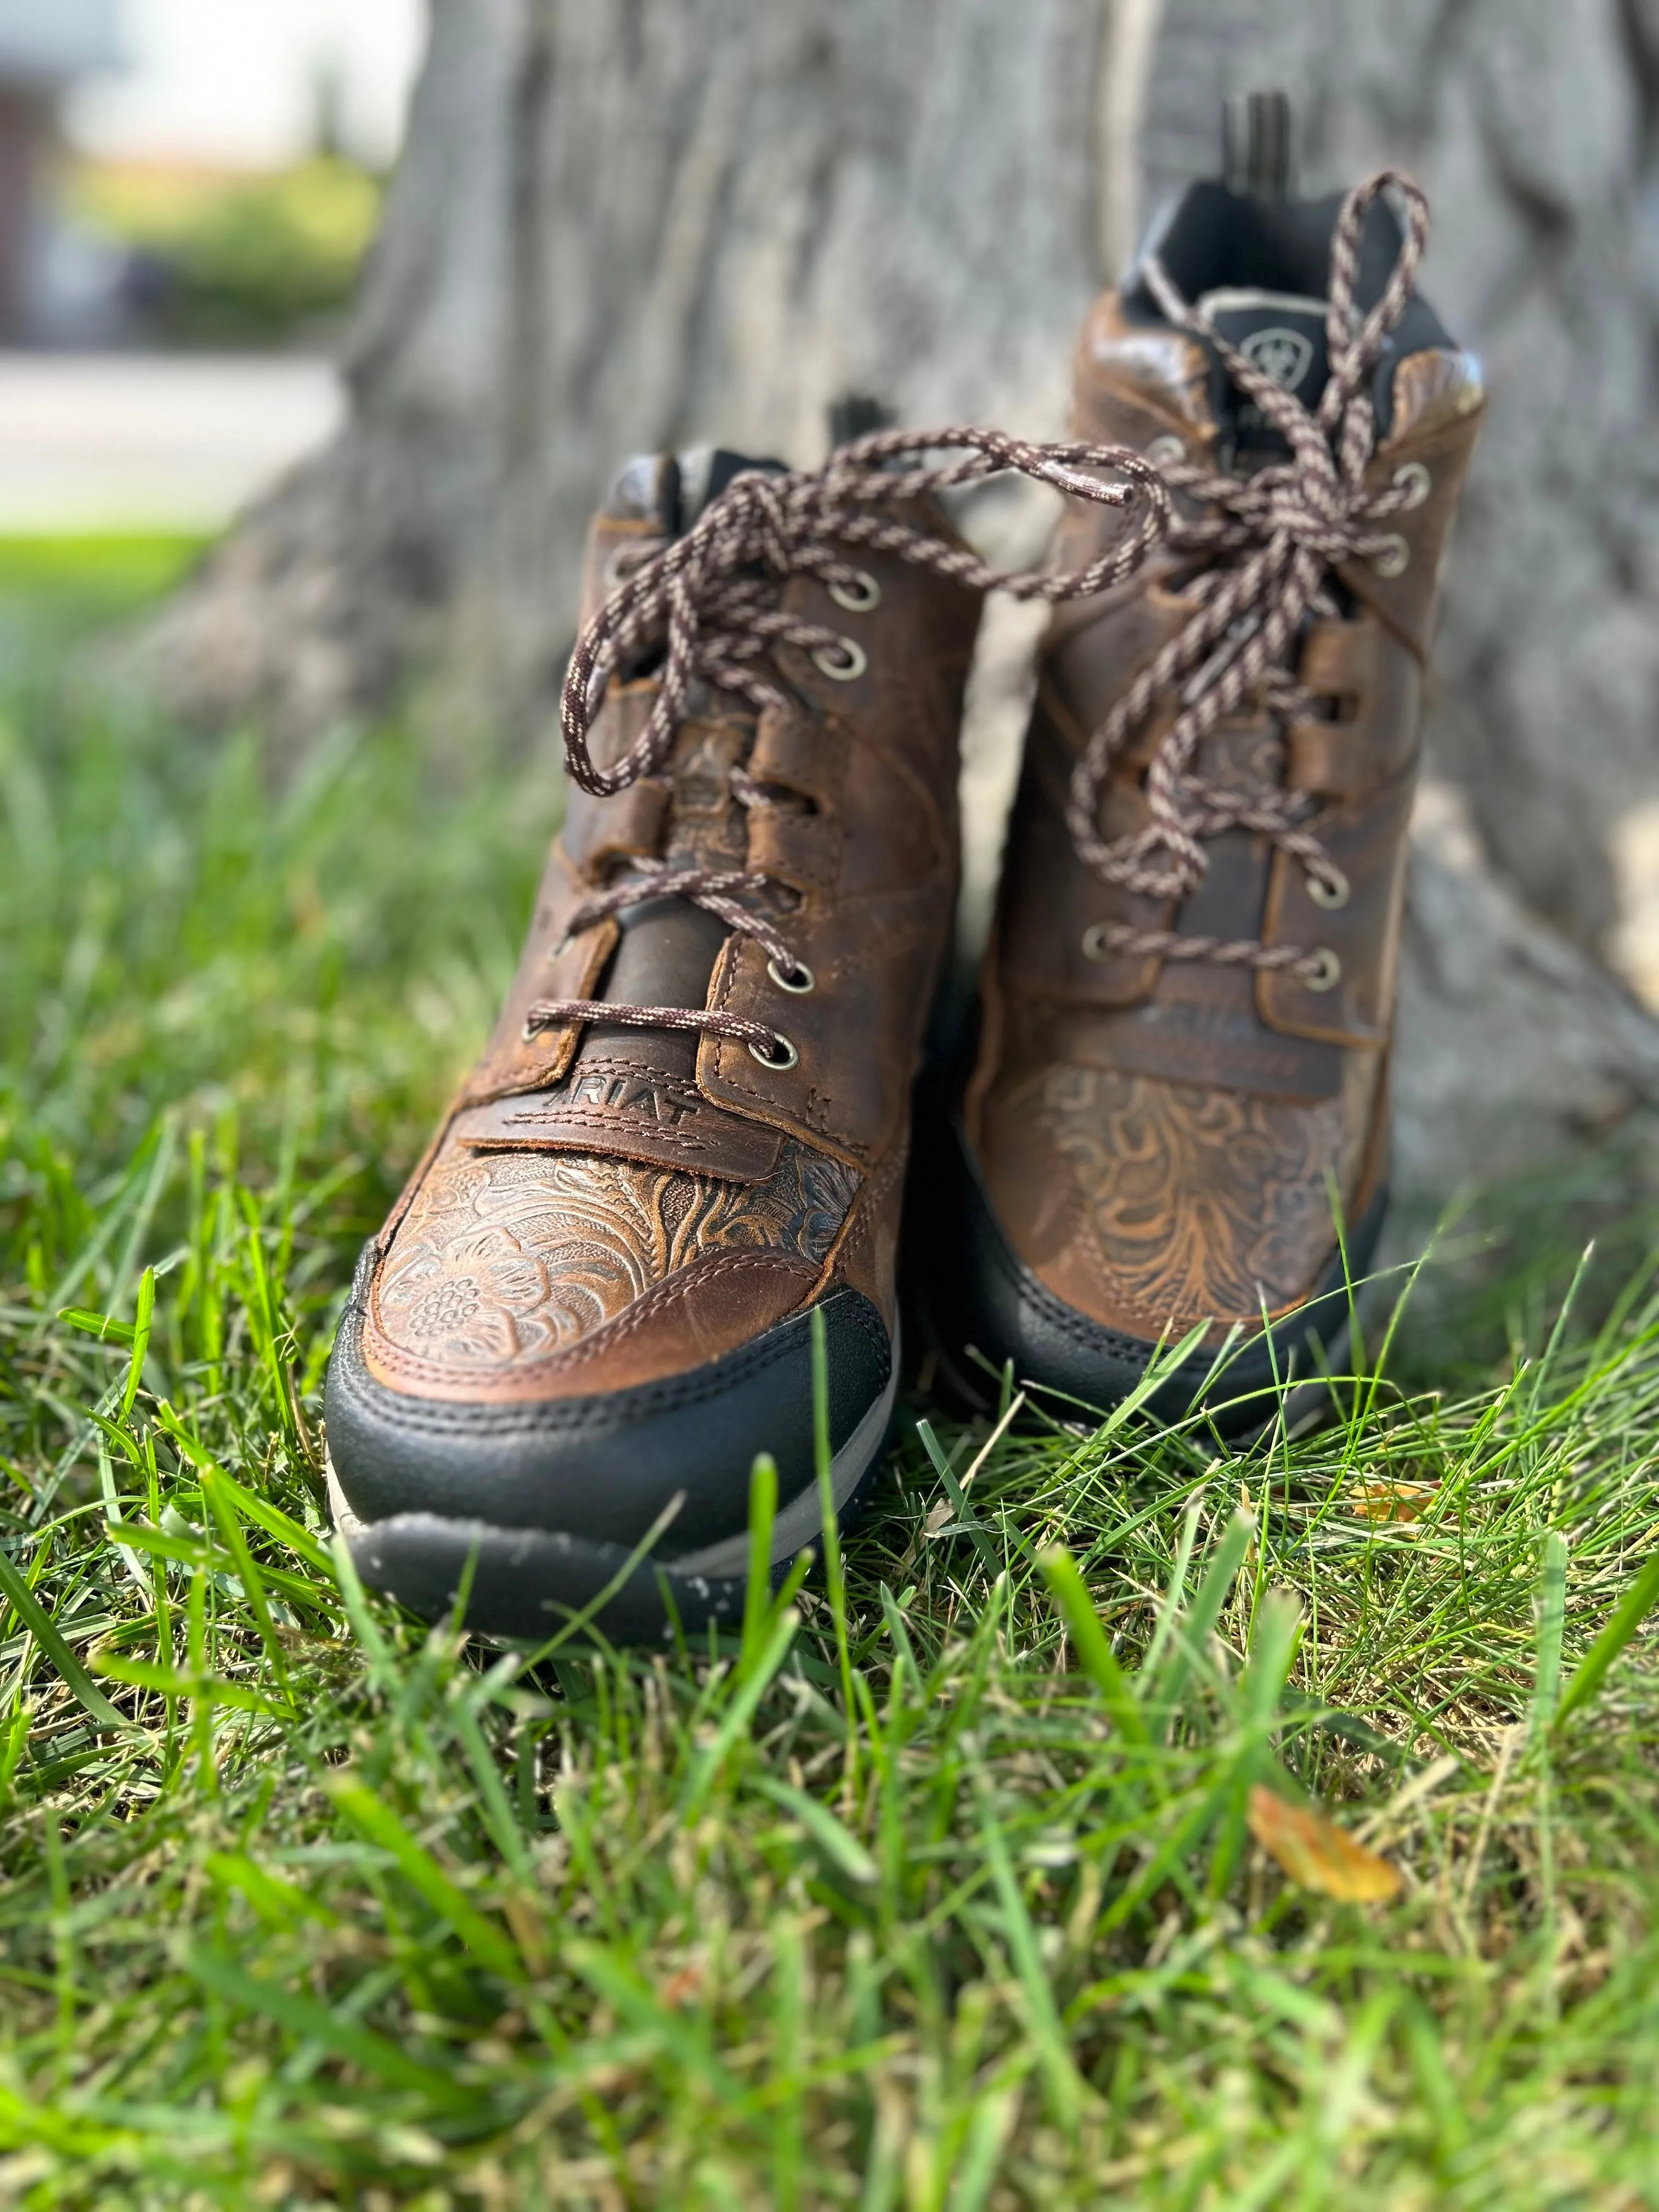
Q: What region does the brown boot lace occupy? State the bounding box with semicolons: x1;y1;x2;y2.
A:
530;428;1172;1064
531;170;1429;1059
1064;170;1432;990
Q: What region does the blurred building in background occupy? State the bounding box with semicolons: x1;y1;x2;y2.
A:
0;0;421;348
0;0;421;532
0;0;120;338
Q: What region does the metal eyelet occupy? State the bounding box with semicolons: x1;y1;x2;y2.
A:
1391;461;1431;510
1369;534;1410;579
602;541;651;589
1080;922;1122;962
1307;867;1351;911
828;569;881;613
812;635;867;682
521;1019;545;1043
748;1032;799;1070
1144;433;1187;468
766;957;815;994
1301;948;1343;992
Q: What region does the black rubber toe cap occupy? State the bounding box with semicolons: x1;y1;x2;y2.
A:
324;1243;892;1557
918;1119;1385;1438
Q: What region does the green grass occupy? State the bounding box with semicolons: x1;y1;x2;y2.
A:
5;560;1659;2207
0;537;210;598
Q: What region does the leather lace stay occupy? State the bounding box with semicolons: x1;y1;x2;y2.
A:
1065;170;1432;984
531;428;1171;1062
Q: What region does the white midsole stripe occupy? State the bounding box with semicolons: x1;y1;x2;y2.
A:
672;1351;900;1579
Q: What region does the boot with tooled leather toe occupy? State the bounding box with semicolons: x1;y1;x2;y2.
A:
921;156;1484;1436
324;428;1166;1639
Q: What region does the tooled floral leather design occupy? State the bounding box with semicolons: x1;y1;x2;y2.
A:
1015;1056;1376;1330
371;1138;859;1373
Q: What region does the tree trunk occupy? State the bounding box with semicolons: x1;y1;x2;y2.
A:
146;0;1121;733
148;0;1659;1209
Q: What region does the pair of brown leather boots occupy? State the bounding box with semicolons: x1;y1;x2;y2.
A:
325;148;1483;1641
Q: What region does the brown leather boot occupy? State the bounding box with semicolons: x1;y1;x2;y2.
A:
324;429;1156;1638
921;166;1484;1435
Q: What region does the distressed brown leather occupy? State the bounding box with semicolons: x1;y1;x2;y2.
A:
359;461;980;1402
964;289;1483;1344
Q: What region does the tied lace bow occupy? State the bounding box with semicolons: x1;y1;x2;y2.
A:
530;169;1433;1060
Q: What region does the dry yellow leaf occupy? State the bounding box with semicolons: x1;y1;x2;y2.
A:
1247;1785;1404;1902
658;1959;703;2008
1349;1479;1438;1524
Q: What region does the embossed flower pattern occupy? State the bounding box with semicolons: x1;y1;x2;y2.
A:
374;1141;858;1371
1035;1060;1373;1328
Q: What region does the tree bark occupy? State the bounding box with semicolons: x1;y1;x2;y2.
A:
146;0;1118;732
148;0;1659;1208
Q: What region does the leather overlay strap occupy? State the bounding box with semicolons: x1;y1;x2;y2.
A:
452;1060;786;1183
749;702;841;808
562;777;671;876
1256;761;1415;1048
1334;411;1485;658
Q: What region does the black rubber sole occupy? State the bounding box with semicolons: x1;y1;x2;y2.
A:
327;1397;893;1645
323;1248;899;1642
908;1115;1386;1441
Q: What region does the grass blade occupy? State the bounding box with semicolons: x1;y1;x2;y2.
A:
916;1419;1000;1577
91;1655;288;1717
742;1451;778;1671
56;1308;137;1346
204;1850;338;1929
182;1946;479;2107
1207;1589;1302;1896
120;1266;155;1420
197;1465;293;1710
811;1306;858;1747
1531;1528;1568;1744
563;1939;735;2099
972;1767;1085;2130
1037;1545;1148;1746
0;1549;133;1735
449;1700;534;1886
1554;1543;1659;1731
1142;1497;1202;1683
1097;1317;1213;1435
681;1606;799;1815
1149;1508;1255;1734
328;1774;523;1982
755;1776;878;1886
155;1403;332;1577
521;1487;688;1661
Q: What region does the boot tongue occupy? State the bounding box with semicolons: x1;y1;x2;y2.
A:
675;446;787;530
1120;176;1457;463
600;447;786;534
1197;287;1329;456
575;444;791;1113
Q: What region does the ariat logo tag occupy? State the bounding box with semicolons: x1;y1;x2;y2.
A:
1239;326;1315;391
454;1075;785;1178
505;1071;701;1127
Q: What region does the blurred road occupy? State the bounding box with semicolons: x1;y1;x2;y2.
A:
0;354;343;532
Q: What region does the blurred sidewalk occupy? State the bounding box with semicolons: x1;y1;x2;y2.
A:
0;354;343;532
